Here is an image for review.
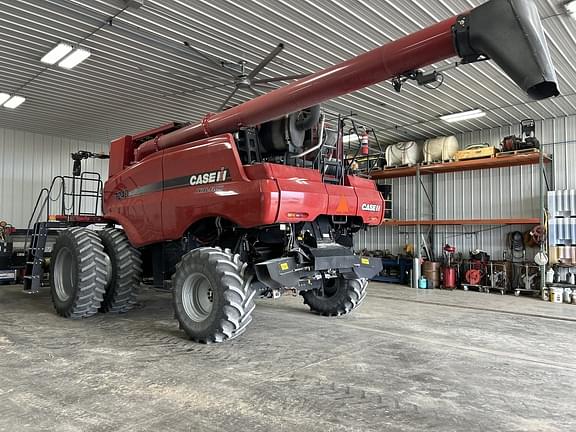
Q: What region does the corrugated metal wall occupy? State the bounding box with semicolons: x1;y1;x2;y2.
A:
356;115;576;259
0;127;108;228
2;112;575;254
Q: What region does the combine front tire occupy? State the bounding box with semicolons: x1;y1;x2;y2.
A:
49;227;108;319
172;247;255;343
98;228;143;313
302;277;368;316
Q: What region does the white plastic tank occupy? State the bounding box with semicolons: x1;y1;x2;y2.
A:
422;136;459;162
385;141;421;166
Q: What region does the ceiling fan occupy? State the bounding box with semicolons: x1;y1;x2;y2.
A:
180;42;309;112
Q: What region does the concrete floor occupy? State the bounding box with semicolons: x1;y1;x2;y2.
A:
1;283;575;432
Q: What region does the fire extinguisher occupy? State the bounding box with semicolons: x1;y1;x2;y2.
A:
360;131;369;155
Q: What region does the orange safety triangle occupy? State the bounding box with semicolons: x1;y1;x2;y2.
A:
336;195;349;213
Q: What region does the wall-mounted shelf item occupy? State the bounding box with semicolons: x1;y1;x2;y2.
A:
368;149;553;290
370;152;551;180
381;218;541;226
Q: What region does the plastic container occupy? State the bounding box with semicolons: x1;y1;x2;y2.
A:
418;276;429;289
563;288;573;303
548;218;576;246
423;136;459;162
385;141;421;166
546;268;555;284
550;286;563;303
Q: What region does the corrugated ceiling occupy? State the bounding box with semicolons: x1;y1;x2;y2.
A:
0;0;574;145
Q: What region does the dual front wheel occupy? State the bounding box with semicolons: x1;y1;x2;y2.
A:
50;227;142;318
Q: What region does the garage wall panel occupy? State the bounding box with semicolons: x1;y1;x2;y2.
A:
0;127;108;228
356;115;576;259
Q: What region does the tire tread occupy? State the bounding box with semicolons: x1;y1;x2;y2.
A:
172;247;255;343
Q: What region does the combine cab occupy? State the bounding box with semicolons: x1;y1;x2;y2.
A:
26;0;559;343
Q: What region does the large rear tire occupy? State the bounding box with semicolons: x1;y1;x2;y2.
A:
49;227;108;319
98;228;143;313
301;277;368;316
172;247;255;343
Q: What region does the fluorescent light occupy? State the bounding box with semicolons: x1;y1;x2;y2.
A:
0;93;10;105
565;0;576;15
440;109;486;123
3;95;26;109
41;42;73;65
58;47;91;69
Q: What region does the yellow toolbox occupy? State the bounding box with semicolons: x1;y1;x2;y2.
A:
454;145;496;161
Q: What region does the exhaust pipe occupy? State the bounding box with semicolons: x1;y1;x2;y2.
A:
456;0;559;100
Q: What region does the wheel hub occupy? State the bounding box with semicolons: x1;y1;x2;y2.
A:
53;247;76;302
181;272;214;322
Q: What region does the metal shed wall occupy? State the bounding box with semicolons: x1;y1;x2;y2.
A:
0;127;108;228
355;115;576;259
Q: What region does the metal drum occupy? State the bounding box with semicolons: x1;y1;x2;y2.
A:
422;261;441;289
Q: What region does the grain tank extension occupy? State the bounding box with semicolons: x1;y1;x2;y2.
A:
40;0;558;343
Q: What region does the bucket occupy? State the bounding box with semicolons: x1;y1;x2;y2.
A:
422;261;441;289
563;288;573;303
550;287;563;303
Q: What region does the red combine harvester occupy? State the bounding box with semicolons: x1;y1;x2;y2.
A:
24;0;558;343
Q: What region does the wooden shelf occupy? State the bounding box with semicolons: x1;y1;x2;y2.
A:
370;152;551;180
381;218;540;226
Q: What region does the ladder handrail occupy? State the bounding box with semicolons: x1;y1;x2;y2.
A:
28;173;104;228
24;176;66;250
24;173;103;249
77;172;103;216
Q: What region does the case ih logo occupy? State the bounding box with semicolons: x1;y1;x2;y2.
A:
361;203;381;212
189;168;229;186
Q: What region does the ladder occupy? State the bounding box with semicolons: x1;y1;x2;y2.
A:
23;221;70;293
23;222;48;293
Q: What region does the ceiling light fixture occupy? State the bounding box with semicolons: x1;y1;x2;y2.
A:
3;95;26;109
0;93;10;105
58;47;91;70
565;0;576;16
41;42;73;65
440;109;486;123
